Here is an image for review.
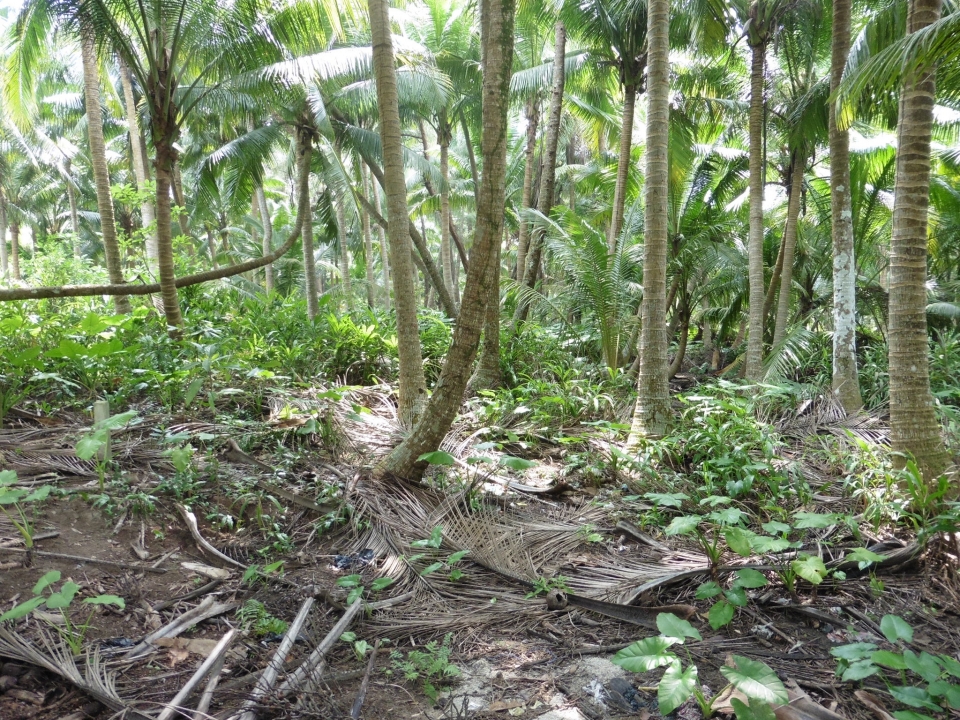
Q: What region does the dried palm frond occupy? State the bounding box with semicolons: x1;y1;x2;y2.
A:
774;395;889;445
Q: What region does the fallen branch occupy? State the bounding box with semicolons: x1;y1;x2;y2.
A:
276;597;363;698
175;504;246;569
0;546;166;574
192;643;230;720
126;596;238;660
234;598;314;720
350;639;381;719
156;629;236;720
152;578;223;612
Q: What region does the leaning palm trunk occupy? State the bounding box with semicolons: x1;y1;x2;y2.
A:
517;22;566;321
888;0;948;481
80;19;130;315
515;98;539;282
378;0;515;479
119;55;158;278
608;83;638;257
628;0;671;442
744;39;766;380
369;0;427;427
829;0;863;413
772;154;805;346
255;186;274;294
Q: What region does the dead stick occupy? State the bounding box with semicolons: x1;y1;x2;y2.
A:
126;597;238;660
156;629;236;720
0;531;60;548
192;648;229;720
235;598;315;720
276;598;363;698
152;579;223;612
0;546;166;573
175;504;245;569
350;639;381;719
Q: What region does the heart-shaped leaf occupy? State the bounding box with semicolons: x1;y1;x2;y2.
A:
659;661;698;715
656;613;702;642
720;655;788;704
612;636;678;672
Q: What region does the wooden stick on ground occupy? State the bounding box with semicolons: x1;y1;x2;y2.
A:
276;598;363;698
234;597;314;720
350;639;381;719
175;504;246;569
156;629;236;720
0;546;166;573
152;579;223;612
192;644;231;720
126;596;238;660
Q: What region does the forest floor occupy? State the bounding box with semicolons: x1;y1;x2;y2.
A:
0;388;958;720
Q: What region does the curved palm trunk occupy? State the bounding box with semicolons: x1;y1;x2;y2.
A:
830;0;863;413
608;83;638;256
369;0;427;427
378;0;515;479
335;196;353;311
517;22;566;320
772;154;805;346
80;19;130;315
628;0;671;442
255;186;274;294
744;39;766;380
889;0;948;480
515;98;540;282
119;55;158;277
9;222;19;281
360;165;376;308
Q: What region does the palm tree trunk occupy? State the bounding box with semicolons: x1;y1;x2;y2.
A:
360;164;376;309
335;196;353;311
830;0;863;413
369;0;427;427
9;222;19;281
0;197;7;281
378;0;515;479
889;0;948;481
629;0;671;441
154;144;184;328
772;154;805;346
66;161;80;259
745;39;766;380
80;18;130;314
608;83;638;256
295;128;319;320
515;98;540;282
470;224;505;391
255;185;274;293
438;112;457;306
119;54;158;277
371;171;391;309
517;22;566;321
669;299;690;379
172;161;191;242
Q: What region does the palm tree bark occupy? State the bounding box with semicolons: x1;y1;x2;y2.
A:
438;111;457;305
66;161;80;259
517;22;566;321
335;195;353;311
772;154;805;346
369;0;427;427
118;54;158;277
9;222;19;281
608;83;638;256
745;38;766;380
515;98;539;283
371;172;391;309
0;197;7;281
295;127;319;320
889;0;948;480
378;0;515;479
470;225;504;391
629;0;671;442
255;185;274;293
829;0;863;413
360;164;376;308
80;18;130;315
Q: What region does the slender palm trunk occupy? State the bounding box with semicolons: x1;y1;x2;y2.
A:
889;0;948;480
371;173;391;309
470;224;504;391
773;154;805;345
154;145;183;328
0;197;7;281
379;0;515;479
517;22;565;320
80;19;129;314
295;128;319;320
369;0;427;426
608;83;638;256
335;196;353;311
66;161;80;259
9;222;19;281
255;186;274;293
745;39;766;380
439;113;457;305
119;55;158;277
830;0;863;413
360;165;376;309
629;0;671;442
515;98;540;282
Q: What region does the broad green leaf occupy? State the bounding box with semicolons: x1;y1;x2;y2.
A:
97;411;138;430
735;568;769;589
792;512;842;529
665;515;701;536
612;636;678;672
242;565;260;584
184;378;204;407
33;571;61;595
731;697;778;720
749;536;791;553
340;631;357;642
656;613;702;642
888;686;940;711
45;581;80;609
84;594;125;609
696;581;723;599
725;527;754;557
75;435;105;460
720;655;788;704
709;599;735;629
938;654;960;679
871;651;907;670
447;550;469;564
902;650;942;684
24;486;52;502
725;586;749;606
840;660;879;682
417;451;455;466
659;661;698;715
336;574;362;588
370;577;394;592
761;521;792;535
791;555;827;585
0;596;45;622
891;712;938;720
880;615;914;644
699;495;732;507
499;456;536;471
346;587;363;604
645;492;688;508
0;470;17;485
844;547;887;569
830;643;877;661
709;507;746;525
420;562;444;576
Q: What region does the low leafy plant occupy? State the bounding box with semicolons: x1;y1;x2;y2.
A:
387;633;460;703
236;599;289;637
0;470;53;552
